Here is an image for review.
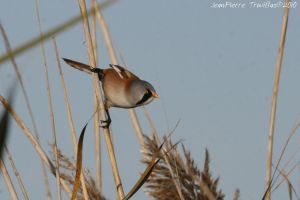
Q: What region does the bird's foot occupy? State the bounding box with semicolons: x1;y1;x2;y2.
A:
91;68;102;73
100;118;111;129
91;68;104;80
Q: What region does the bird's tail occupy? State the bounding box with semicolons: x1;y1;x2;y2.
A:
62;58;104;76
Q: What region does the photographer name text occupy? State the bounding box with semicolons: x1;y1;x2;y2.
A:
211;1;297;8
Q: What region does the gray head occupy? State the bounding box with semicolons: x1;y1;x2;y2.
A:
129;79;159;107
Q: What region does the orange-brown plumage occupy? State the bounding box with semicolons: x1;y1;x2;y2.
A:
63;58;158;109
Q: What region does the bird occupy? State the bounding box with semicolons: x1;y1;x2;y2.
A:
63;58;159;128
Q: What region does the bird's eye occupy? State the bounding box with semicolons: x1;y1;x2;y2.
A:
136;89;152;105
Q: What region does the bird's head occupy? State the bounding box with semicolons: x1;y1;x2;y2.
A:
129;80;159;106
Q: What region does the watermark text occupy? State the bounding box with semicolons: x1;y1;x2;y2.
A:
210;1;297;8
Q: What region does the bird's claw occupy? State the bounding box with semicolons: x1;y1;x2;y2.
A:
91;68;102;73
100;119;111;129
91;68;104;80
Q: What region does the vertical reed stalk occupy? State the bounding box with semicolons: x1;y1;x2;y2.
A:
91;0;102;191
94;4;144;147
0;159;19;200
52;39;89;200
51;38;78;154
266;1;290;199
52;39;91;199
93;3;184;199
0;96;73;198
35;1;61;199
77;0;125;198
0;22;52;200
5;145;29;200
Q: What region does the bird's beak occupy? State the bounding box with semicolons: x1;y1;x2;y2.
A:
151;91;159;98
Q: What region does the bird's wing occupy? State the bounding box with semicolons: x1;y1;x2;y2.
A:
63;58;93;75
109;64;139;80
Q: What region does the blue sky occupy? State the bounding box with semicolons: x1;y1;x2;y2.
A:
1;0;300;199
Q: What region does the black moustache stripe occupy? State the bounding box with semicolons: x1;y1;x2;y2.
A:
136;89;152;105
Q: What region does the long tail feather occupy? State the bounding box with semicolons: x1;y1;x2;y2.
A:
63;58;101;75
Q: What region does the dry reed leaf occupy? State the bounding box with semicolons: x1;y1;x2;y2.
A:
71;123;88;200
124;153;161;200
